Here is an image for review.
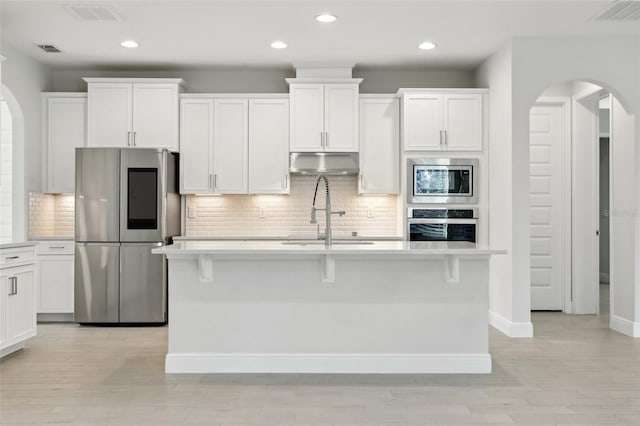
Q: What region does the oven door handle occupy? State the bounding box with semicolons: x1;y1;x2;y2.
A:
408;218;478;225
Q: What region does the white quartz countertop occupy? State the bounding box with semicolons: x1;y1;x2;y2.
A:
153;240;506;256
0;242;37;250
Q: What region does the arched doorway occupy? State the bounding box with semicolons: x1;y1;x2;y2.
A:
0;85;26;243
527;79;636;335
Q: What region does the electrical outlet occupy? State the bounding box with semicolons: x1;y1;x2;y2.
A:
259;207;266;219
187;206;197;219
367;206;374;218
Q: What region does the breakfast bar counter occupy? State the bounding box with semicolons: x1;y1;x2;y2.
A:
153;241;505;374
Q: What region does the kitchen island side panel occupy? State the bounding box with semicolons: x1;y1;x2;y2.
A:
166;255;490;373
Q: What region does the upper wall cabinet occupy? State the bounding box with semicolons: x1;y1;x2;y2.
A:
287;79;362;152
180;98;249;194
400;89;487;151
359;96;400;194
180;95;289;195
248;98;290;194
41;93;87;193
85;78;182;151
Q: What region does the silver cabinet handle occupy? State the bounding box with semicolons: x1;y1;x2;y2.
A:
439;130;443;146
8;277;17;296
282;174;289;190
213;174;217;190
360;174;366;189
48;246;65;249
209;174;213;189
127;131;131;146
133;132;137;147
444;130;448;146
325;132;329;148
5;256;19;260
320;132;324;148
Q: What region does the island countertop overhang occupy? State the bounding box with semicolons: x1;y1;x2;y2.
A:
153;240;506;257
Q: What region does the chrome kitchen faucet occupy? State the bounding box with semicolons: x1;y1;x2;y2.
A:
310;175;345;247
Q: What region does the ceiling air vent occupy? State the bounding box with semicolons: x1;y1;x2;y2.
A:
65;3;123;21
592;0;640;20
37;44;62;53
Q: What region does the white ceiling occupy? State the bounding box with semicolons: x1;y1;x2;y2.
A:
1;0;637;70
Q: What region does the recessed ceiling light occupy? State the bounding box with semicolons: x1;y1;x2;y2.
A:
316;14;337;23
270;41;287;49
418;41;437;50
121;40;138;48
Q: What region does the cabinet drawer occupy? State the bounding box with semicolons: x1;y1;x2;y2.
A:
37;242;75;255
1;246;36;269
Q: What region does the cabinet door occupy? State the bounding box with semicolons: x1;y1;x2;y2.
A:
45;97;87;193
403;94;443;151
443;94;483;151
249;99;290;194
7;267;36;343
289;84;324;152
359;98;400;194
87;83;132;147
180;99;214;194
132;84;179;151
37;255;74;313
213;99;248;194
324;84;359;152
0;273;8;348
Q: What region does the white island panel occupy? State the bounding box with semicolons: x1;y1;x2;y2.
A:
156;241;503;374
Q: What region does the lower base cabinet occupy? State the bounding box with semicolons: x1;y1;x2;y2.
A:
36;241;74;317
1;245;37;358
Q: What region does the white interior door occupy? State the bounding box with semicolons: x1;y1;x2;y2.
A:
529;104;564;310
572;93;600;314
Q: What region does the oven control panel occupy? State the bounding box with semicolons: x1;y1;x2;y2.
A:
409;208;477;219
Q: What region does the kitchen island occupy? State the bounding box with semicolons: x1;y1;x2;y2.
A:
153;241;505;374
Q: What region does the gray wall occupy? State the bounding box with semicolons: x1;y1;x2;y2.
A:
48;67;476;94
599;136;610;282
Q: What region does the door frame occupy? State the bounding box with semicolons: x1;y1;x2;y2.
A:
531;96;572;313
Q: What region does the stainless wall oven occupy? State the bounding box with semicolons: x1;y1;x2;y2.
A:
407;158;478;204
408;208;478;242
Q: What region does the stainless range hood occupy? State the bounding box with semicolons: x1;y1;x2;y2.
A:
289;152;359;175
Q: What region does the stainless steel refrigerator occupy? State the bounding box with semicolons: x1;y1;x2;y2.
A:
74;148;180;324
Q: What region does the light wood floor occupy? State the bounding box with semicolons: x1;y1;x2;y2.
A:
1;288;638;425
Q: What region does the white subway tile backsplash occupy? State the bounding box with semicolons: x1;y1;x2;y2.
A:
28;193;75;238
185;175;401;238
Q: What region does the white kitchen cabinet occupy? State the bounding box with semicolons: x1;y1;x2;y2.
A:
41;93;87;193
85;78;182;151
400;90;486;151
288;81;360;152
180;95;289;195
180;99;214;194
1;245;37;358
213;99;249;194
248;98;290;194
359;96;400;194
36;241;74;315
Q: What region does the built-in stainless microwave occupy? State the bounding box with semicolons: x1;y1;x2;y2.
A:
407;158;479;204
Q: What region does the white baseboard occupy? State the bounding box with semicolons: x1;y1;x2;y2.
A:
1;342;24;358
599;273;610;283
489;310;534;338
610;314;640;337
166;352;492;374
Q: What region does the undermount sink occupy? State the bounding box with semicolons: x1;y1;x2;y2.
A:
281;241;375;246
